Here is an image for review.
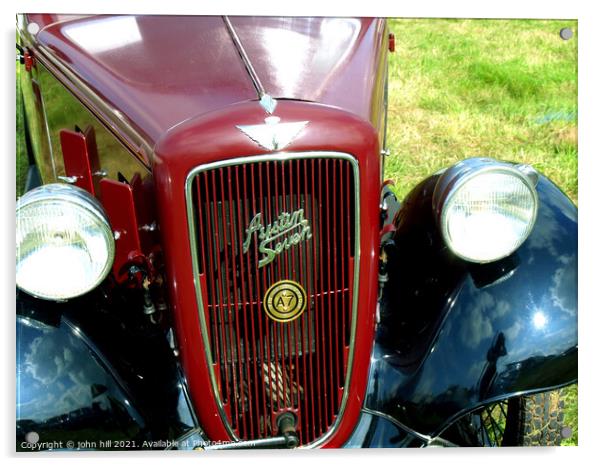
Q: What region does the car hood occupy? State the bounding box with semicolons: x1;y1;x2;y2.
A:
31;15;385;149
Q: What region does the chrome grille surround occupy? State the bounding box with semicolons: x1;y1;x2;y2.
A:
184;151;360;447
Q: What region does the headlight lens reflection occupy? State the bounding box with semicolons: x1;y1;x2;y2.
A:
16;184;115;301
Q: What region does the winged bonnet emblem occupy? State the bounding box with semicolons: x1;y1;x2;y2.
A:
236;95;308;151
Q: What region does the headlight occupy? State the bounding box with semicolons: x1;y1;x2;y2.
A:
433;158;538;263
16;183;115;300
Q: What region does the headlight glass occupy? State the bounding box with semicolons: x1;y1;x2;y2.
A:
435;159;538;263
16;184;115;300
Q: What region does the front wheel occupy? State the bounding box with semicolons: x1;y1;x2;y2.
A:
441;388;569;446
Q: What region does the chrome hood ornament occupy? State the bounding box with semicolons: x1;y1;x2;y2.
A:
259;93;278;114
237;115;308;151
237;94;307;151
223;15;308;151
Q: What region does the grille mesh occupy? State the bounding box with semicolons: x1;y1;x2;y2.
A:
190;156;356;445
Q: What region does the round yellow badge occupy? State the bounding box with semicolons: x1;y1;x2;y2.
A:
263;280;307;323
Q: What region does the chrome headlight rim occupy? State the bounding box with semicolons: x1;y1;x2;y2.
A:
16;183;115;301
16;183;109;222
433;158;539;264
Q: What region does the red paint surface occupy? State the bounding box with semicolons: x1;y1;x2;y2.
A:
32;15;386;152
154;100;381;447
129;173;158;256
100;178;142;281
229;17;386;130
59;126;100;195
24;49;35;72
23;14;388;446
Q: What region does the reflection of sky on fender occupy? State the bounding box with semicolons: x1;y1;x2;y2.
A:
17;320;106;421
16;318;139;424
470;180;576;357
416;179;577;403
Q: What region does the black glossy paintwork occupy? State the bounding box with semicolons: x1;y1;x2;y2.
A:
368;174;577;437
16;288;197;450
342;410;425;448
16;314;147;450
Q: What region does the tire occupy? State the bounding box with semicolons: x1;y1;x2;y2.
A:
513;390;566;446
441;388;568;446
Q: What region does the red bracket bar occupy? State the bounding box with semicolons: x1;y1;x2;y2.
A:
59;126;101;195
100;178;142;282
24;48;35;72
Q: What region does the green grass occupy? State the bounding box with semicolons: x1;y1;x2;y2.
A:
385;18;578;204
561;384;578;446
384;18;578;446
16;64;29;197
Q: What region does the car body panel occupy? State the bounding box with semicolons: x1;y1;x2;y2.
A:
16;315;147;450
28;15;387;154
342;410;425;448
228;17;388;137
368;175;578;437
153;100;382;447
16;291;198;450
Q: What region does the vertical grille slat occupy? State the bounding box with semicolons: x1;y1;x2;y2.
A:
209;171;231;403
309;158;320;435
237;165;260;439
327;160;336;421
301;157;314;443
189;155;357;446
248;162;270;437
316;160;330;435
226;166;248;437
335;160;350;390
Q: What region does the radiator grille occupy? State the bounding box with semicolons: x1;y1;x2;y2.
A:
188;154;357;445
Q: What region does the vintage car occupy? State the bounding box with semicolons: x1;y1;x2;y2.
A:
16;15;577;449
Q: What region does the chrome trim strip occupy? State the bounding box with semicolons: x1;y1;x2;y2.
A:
165;428;209;450
360;408;432;444
37;76;58;180
222;16;265;98
203;436;290;450
360;408;458;447
185;151;361;448
26;40;153;168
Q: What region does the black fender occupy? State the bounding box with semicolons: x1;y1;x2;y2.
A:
16;289;199;450
342;409;426;448
366;173;577;437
